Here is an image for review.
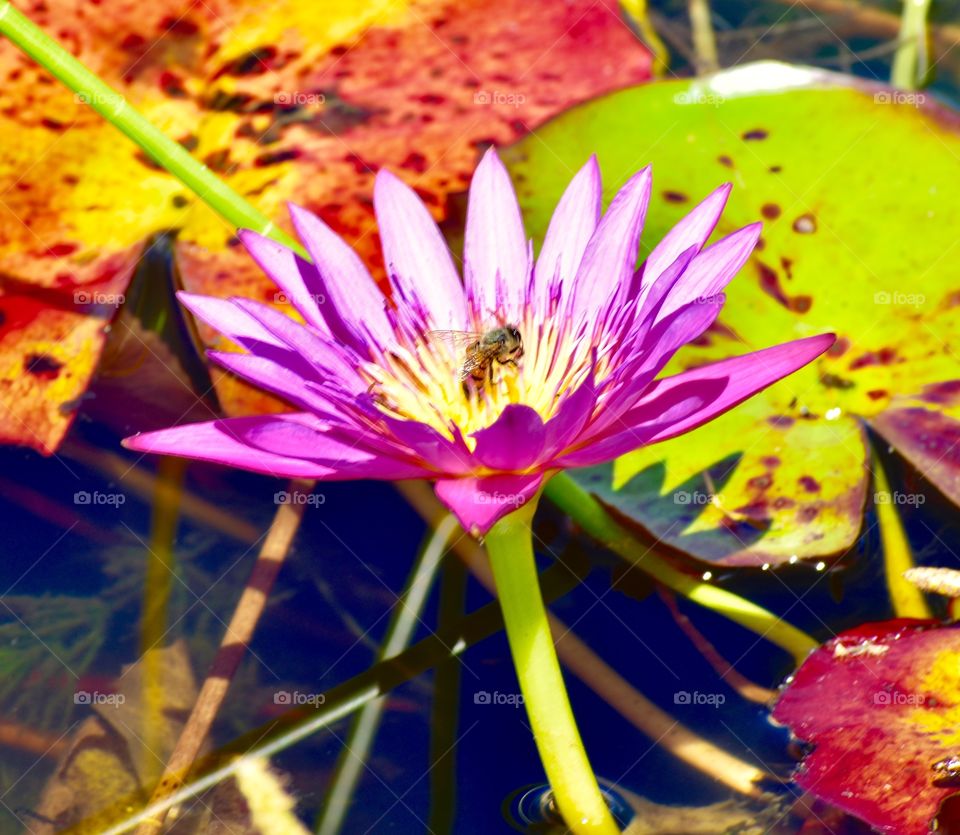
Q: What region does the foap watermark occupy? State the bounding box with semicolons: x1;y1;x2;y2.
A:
274;690;326;706
672;90;725;107
875;491;925;507
274;91;326;106
274;490;325;507
75;91;125;108
673;490;715;506
874;91;926;108
74;490;126;507
475;491;525;507
873;690;926;706
473;89;526;109
873;290;925;307
74;289;125;308
474;690;524;708
274;291;326;307
693;292;726;306
674;690;726;708
75;690;126;707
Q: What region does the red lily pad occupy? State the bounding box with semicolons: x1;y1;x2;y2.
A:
772;619;960;834
503;62;960;565
0;0;651;450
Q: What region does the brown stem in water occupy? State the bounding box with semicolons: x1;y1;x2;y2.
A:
658;589;776;704
133;478;312;835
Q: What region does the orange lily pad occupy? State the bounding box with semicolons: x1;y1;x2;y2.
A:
0;0;651;451
773;619;960;834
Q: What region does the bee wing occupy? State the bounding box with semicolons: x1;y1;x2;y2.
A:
423;330;482;350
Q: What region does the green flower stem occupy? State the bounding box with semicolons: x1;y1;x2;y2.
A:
545;473;819;667
0;1;302;255
485;499;619;835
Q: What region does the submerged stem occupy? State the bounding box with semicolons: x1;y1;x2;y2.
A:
874;450;931;619
545;472;819;667
485;500;619;835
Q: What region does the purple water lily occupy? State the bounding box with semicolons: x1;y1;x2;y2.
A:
124;149;833;535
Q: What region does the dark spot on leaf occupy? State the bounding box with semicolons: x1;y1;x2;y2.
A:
780;257;794;279
761;203;781;220
662;190;688;203
255;149;301;167
159;71;187;98
867;389;888;401
827;337;850;358
748;474;773;490
46;242;78;258
159;16;199;36
717;155;734;168
203;149;231;173
24;353;63;381
849;347;896;370
798;476;821;493
401;152;428;174
742;129;768;141
755;237;765;251
763;456;781;468
769;165;782;173
792;213;817;234
417;93;445;105
820;373;855;389
41;117;65;131
768;415;794;428
171;195;189;209
798;506;819;522
178;134;199;152
773;497;795;510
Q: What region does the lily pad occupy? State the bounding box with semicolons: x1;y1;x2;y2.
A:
0;0;651;451
503;61;960;565
772;619;960;835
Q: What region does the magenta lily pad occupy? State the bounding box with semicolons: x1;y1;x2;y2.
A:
503;62;960;565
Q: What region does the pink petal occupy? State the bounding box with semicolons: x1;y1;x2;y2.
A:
286;204;394;349
471;404;545;470
124;415;431;480
569;166;652;327
464;148;530;325
374;169;468;330
177;292;285;348
535;156;602;311
207;350;333;415
542;373;597;459
656;223;761;322
557;334;835;467
434;472;544;535
640;183;731;302
380;416;475;475
237;230;330;334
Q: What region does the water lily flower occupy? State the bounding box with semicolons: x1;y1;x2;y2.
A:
124;149;833;535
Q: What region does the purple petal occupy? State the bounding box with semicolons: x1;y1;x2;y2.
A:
286;205;394;349
237;230;330;334
434;472;544;535
380;416;475;475
177;292;285;349
656;223;761;322
542;373;597;459
640;183;731;301
464;148;530;325
207;350;333;415
535;156;602;311
231;298;368;394
569;166;652;326
374;169;467;330
124;415;431;480
557;334;835;467
471;404;545;470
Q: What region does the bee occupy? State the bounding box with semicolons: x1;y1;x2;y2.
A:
427;326;524;390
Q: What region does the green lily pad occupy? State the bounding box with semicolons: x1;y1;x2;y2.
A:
503;61;960;565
